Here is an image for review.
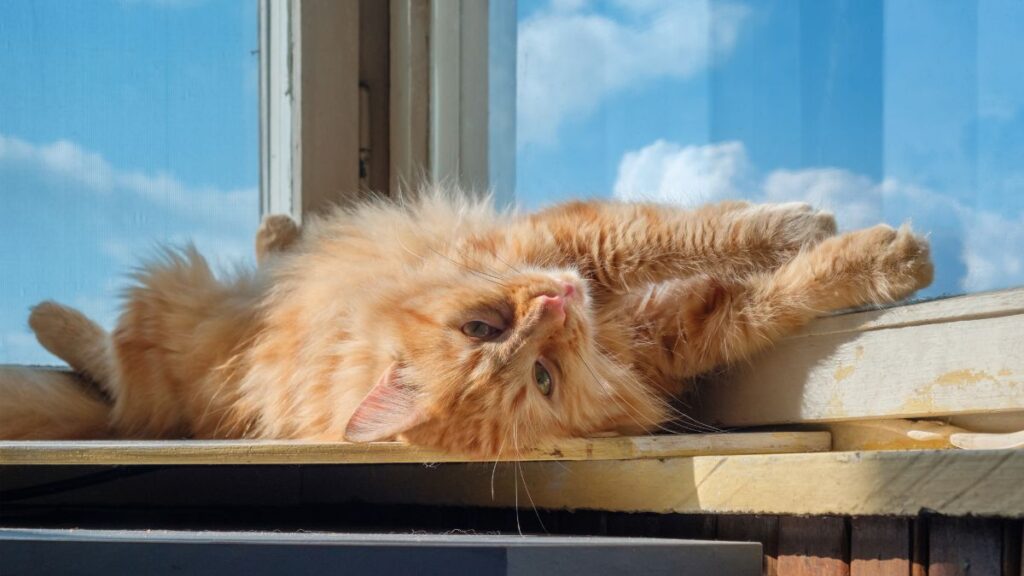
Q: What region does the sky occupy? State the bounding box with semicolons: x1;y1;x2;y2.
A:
516;0;1024;297
1;0;1022;364
0;0;258;364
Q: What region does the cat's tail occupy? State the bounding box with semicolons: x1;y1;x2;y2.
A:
0;301;115;439
0;366;111;439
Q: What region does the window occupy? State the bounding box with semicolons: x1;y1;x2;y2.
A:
0;1;259;364
4;1;1020;363
515;0;1024;298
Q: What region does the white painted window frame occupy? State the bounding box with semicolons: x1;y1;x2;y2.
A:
260;0;517;219
258;0;295;219
428;0;516;205
258;0;361;223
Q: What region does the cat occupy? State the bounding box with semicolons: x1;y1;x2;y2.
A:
1;189;933;456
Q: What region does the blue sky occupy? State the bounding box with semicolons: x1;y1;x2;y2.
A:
516;0;1024;297
1;0;258;363
2;0;1022;364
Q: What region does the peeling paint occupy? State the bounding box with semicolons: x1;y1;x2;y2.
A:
826;388;848;418
834;365;856;382
900;395;937;415
935;369;998;386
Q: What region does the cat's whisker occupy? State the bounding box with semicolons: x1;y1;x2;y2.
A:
451;244;511;281
513;422;547;536
396;234;507;286
426;244;508;284
491;251;524;276
571;348;678;436
589;342;722;434
491;419;512;501
607;361;721;435
512;439;522;536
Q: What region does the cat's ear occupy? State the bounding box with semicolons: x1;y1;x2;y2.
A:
345;363;428;443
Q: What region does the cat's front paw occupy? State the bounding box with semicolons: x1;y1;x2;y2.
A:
856;223;934;301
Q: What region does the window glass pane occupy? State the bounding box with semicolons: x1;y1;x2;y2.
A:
516;0;1024;297
0;1;258;364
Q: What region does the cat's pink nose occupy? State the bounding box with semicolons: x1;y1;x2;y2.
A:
539;295;566;321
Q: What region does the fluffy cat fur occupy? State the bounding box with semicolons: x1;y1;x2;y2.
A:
1;190;933;455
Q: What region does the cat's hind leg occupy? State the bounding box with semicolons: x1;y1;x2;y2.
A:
255;214;301;265
29;301;115;393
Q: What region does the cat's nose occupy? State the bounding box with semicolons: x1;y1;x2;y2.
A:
539;295;567;321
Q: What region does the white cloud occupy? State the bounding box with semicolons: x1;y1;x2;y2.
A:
613;140;749;206
517;0;748;147
612;139;1024;293
763;168;882;229
0;135;115;191
1;132;257;365
0;133;254;228
960;211;1024;292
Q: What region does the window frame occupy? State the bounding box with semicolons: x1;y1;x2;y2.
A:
258;0;516;220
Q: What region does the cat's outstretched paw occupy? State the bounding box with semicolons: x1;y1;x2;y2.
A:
772;202;838;248
256;214;301;264
851;223;934;301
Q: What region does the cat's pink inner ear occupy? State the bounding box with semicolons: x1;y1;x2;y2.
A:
344;363;427;443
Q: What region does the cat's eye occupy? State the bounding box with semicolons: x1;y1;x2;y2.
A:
534;361;553;396
461;320;503;340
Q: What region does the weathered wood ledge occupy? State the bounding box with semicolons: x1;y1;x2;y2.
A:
0;432;828;466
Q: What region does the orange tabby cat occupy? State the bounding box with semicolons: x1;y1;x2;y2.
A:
1;190;932;455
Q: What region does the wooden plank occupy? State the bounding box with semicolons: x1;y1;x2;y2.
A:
949;411;1024;434
777;516;849;576
718;516;779;576
0;432;829;466
850;517;910;576
297;449;1024;518
797;288;1024;338
697;304;1024;427
826;419;962;451
928;517;1002;576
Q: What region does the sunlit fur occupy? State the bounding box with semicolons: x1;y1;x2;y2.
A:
8;187;933;456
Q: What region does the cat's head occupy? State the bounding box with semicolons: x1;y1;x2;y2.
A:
343;264;667;456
